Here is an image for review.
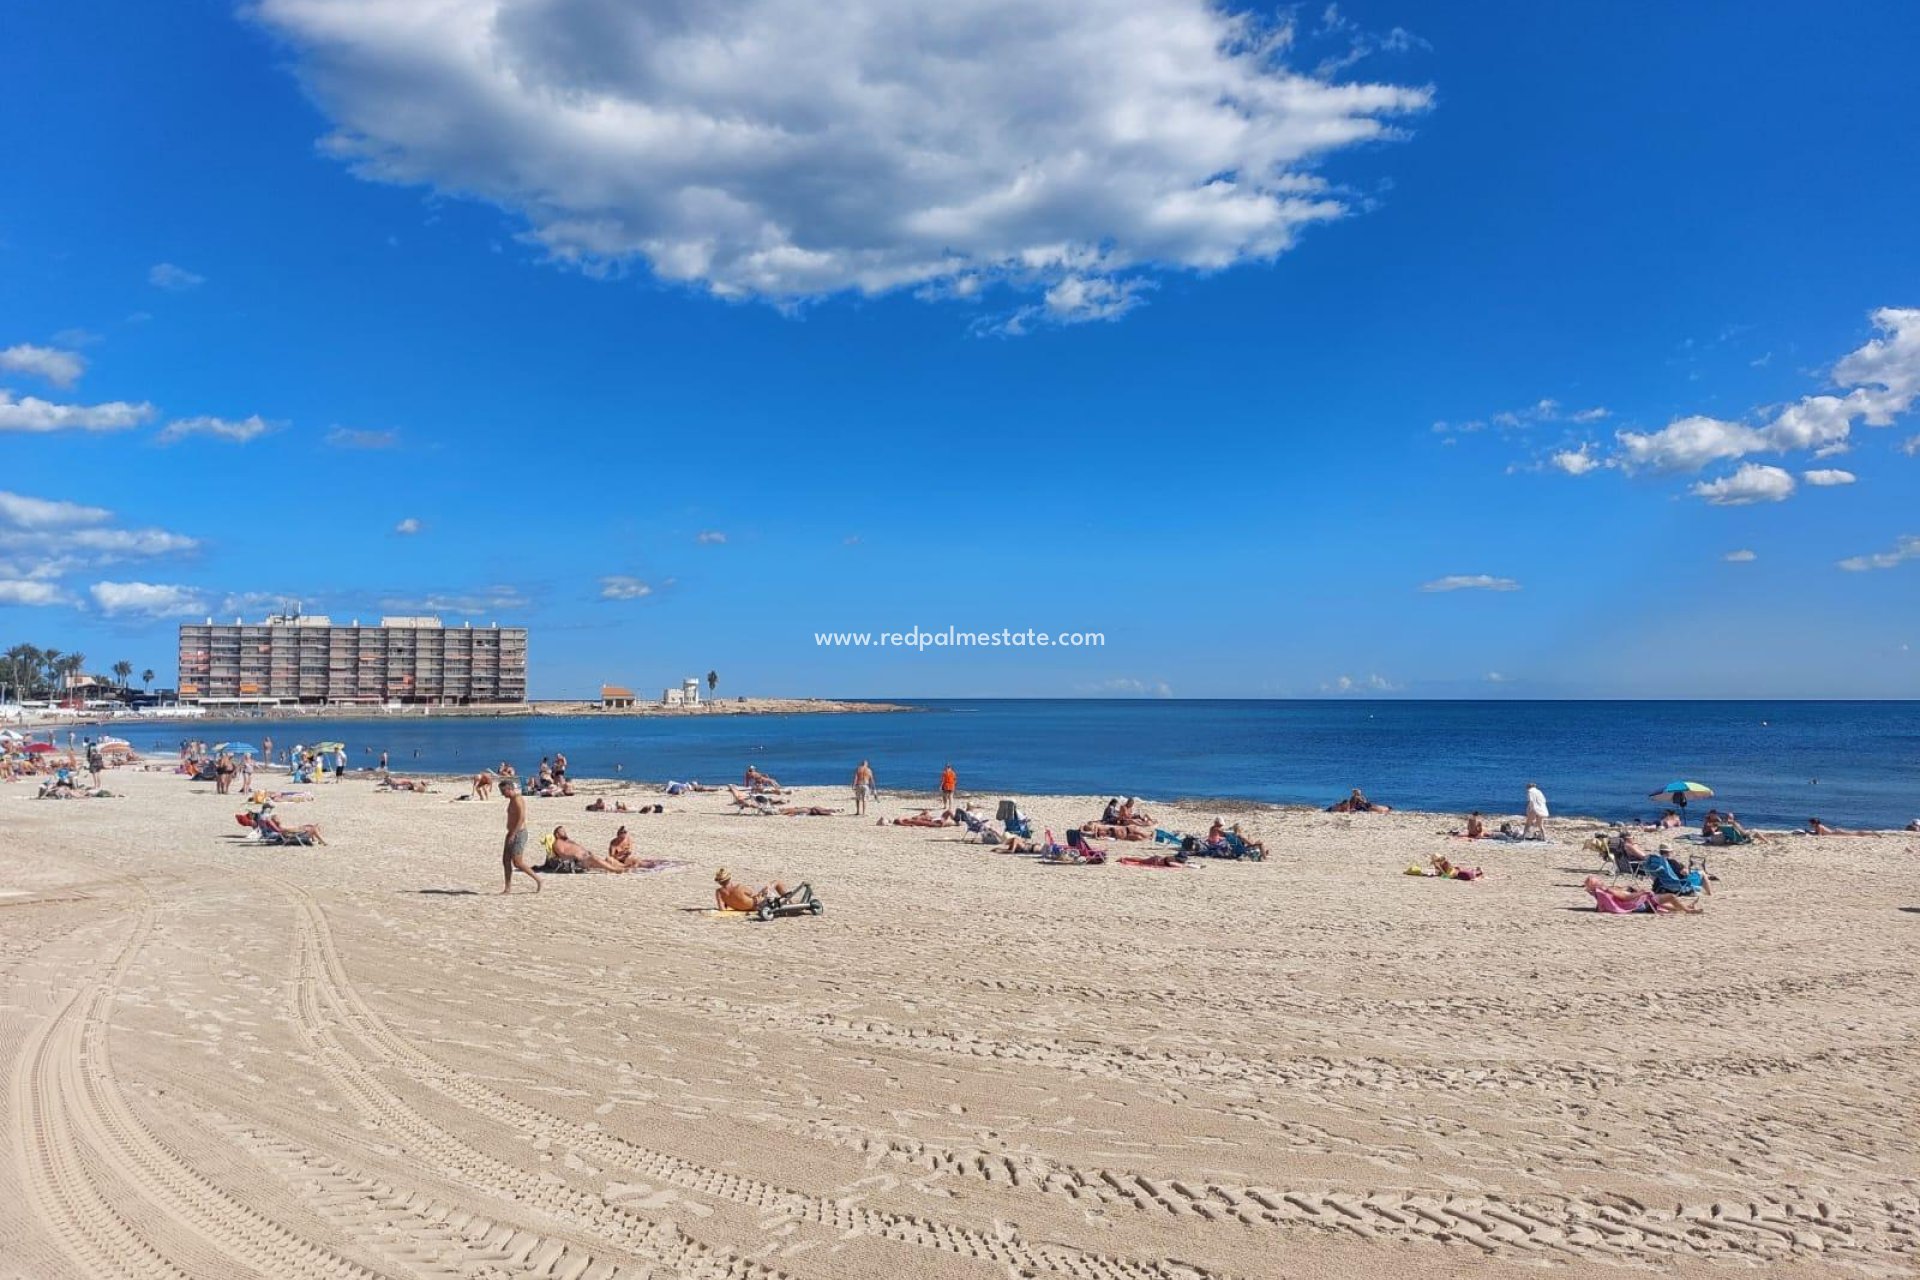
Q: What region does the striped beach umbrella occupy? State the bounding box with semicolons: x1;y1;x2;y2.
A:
1649;780;1713;807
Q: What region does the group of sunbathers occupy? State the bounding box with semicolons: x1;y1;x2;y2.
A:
1327;788;1391;813
1078;797;1157;839
534;823;676;873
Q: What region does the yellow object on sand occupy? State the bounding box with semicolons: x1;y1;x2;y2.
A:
541;834;556;853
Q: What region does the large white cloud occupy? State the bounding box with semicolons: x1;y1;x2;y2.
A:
1837;534;1920;572
0;390;155;433
0;491;112;530
1615;308;1920;473
0;490;200;585
0;344;86;388
89;581;211;618
0;580;71;607
1690;463;1795;506
256;0;1430;320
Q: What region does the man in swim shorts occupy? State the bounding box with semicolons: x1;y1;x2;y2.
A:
500;780;539;894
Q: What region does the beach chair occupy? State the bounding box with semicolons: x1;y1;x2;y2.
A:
1223;831;1264;861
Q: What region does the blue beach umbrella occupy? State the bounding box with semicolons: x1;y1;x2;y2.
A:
1649;780;1713;807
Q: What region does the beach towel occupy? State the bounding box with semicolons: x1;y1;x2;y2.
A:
1585;884;1656;914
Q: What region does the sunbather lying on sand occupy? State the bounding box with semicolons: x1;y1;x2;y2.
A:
887;809;953;827
1079;821;1150;840
1806;817;1875;836
1328;788;1391;813
1582;875;1701;914
380;777;434;793
778;805;839;816
996;833;1042;853
541;825;628;873
715;868;787;911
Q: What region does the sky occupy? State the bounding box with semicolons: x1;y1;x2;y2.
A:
3;0;1918;700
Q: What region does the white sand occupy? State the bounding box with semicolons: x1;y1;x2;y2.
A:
1;767;1915;1279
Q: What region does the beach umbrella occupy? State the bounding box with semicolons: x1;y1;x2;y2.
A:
311;741;346;752
24;742;56;754
1649;779;1713;807
215;742;259;756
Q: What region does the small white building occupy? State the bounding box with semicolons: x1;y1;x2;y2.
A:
661;678;703;707
661;687;684;706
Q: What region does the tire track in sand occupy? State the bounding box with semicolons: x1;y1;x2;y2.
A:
9;883;378;1280
281;880;1229;1280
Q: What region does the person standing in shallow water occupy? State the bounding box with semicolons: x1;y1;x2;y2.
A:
499;780;539;894
852;760;874;816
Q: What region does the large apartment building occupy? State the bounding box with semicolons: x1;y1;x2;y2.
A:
177;613;528;706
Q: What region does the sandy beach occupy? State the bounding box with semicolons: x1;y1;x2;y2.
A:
2;767;1915;1279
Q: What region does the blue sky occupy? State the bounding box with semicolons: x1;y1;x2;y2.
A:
3;0;1917;699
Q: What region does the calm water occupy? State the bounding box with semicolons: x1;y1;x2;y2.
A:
144;699;1920;829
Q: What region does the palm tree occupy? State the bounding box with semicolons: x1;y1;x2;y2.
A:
142;668;155;691
707;670;718;703
40;648;62;699
4;644;38;700
60;653;86;701
113;660;134;692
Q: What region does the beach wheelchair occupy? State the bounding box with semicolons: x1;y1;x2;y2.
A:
753;882;824;922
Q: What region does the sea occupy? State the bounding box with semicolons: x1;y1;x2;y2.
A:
129;699;1919;830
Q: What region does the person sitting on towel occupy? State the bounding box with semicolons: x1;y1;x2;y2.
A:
543;825;628;873
1328;788;1391;813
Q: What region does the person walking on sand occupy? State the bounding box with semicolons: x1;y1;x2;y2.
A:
1524;781;1550;840
939;762;957;815
499;780;540;894
852;760;874;816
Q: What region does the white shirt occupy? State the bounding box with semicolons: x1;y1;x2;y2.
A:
1526;786;1548;817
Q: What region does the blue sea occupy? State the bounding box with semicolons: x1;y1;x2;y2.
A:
143;700;1920;830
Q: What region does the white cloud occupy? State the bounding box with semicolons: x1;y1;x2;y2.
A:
380;585;529;616
598;574;653;600
0;493;198;585
1323;672;1399;693
325;426;399;449
89;581;210;618
1570;407;1609;423
1837;535;1920;572
1549;443;1603;475
695;530;727;545
1616;309;1920;473
1902;435;1920;456
0;390;155;434
148;262;205;290
256;0;1431;323
1803;468;1856;487
1723;549;1757;563
1617;415;1767;472
0;491;112;530
0;343;86;387
394;517;422;535
1690;463;1795;506
1420;574;1521;593
1080;676;1174;697
0;580;71;606
1484;671;1507;683
158;414;274;445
